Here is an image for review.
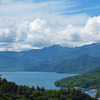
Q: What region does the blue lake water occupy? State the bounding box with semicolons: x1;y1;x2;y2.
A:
82;90;95;98
0;72;95;97
0;72;76;90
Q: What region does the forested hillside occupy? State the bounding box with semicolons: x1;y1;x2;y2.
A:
54;54;100;73
55;68;100;96
0;43;100;73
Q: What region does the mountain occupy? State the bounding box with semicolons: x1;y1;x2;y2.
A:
0;43;100;72
55;54;100;73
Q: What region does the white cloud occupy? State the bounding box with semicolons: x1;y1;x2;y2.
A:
0;0;13;3
0;16;100;51
0;18;15;28
0;0;100;51
0;42;38;51
55;15;100;47
26;18;52;47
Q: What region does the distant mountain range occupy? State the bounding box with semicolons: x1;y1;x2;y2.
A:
0;43;100;73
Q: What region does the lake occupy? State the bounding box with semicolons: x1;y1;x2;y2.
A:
0;72;77;90
0;72;95;97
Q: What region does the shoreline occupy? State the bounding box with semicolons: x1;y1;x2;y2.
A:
74;87;97;98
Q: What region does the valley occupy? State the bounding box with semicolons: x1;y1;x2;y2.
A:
1;43;100;99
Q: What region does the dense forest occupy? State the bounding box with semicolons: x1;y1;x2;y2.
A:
0;76;95;100
55;68;100;97
52;54;100;73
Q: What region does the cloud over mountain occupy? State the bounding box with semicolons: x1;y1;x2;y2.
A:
56;15;100;47
0;15;100;51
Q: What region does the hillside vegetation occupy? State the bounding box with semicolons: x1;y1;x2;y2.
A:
0;43;100;73
55;54;100;73
55;68;100;96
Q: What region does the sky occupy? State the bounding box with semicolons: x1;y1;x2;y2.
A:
0;0;100;51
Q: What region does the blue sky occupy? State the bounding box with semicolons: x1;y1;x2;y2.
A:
29;0;100;16
0;0;100;51
70;0;100;16
0;0;100;24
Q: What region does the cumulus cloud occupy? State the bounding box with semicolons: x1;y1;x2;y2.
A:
25;18;52;47
0;18;53;51
0;16;100;51
55;16;100;47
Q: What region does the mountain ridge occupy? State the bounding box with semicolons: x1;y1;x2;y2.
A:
0;43;100;73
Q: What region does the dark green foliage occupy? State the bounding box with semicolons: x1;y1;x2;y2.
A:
0;77;95;100
55;68;100;96
56;54;100;73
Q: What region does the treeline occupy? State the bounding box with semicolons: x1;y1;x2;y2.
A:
0;77;95;100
